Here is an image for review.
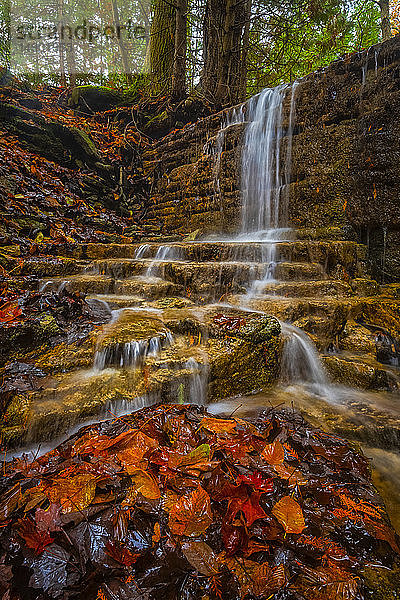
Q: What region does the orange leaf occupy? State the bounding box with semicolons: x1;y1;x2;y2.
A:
272;496;305;534
200;417;237;434
169;486;213;537
45;474;97;514
128;469;161;500
261;441;285;465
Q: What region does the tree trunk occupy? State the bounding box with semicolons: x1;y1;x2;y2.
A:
65;39;77;88
379;0;391;40
171;0;187;101
200;0;248;107
111;0;134;83
239;0;251;100
148;0;176;95
57;0;66;86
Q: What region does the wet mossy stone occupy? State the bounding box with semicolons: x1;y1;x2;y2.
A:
69;86;125;113
237;315;281;344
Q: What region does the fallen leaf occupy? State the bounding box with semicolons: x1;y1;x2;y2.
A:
169;486;213;537
200;417;237;434
128;469;161;500
45;474;97;513
261;441;284;465
15;518;54;554
272;496;306;534
181;540;219;576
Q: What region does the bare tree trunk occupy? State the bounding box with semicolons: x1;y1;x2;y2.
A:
111;0;133;83
148;0;176;95
200;0;248;107
171;0;187;101
57;0;66;86
380;0;391;40
65;40;77;88
239;0;251;101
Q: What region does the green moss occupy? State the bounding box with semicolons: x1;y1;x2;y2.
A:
363;564;400;599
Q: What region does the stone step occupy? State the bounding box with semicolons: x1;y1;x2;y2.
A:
38;275;115;295
274;262;327;281
114;277;183;299
322;352;400;391
253;280;355;298
89;258;328;283
61;240;366;274
87;294;148;309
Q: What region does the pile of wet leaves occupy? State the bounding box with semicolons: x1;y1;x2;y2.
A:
0;404;398;600
0;287;102;368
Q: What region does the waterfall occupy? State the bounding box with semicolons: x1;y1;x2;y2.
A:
185;358;208;405
135;244;150;259
145;245;178;277
241;85;286;234
93;332;174;371
280;323;328;387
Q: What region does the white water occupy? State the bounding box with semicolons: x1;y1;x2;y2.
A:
93;332;174;371
280;322;329;388
145;245;179;277
241;85;287;233
238;81;331;388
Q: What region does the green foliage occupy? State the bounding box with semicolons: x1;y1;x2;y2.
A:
246;0;381;93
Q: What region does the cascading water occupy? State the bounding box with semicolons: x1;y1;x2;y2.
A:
238;82;331;388
145;245;178;277
241;85;287;235
280;323;328;387
93;331;174;371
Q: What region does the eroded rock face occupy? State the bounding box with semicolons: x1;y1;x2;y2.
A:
143;35;400;280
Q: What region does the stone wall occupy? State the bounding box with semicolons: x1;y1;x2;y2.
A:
143;35;400;278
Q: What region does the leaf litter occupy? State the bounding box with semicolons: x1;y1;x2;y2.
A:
0;403;398;599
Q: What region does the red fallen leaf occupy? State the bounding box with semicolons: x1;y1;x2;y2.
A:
15;518;54;555
222;524;248;556
261;441;285;465
272;496;306;534
105;541;139;567
169;486;213;537
226;490;267;527
236;472;274;493
0;302;22;323
35;503;62;532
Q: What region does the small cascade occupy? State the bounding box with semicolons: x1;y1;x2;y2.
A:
280;322;328;387
145;245;179;278
211;106;245;204
135;244;150;259
241;85;287;234
93;331;174;371
185;357;208;405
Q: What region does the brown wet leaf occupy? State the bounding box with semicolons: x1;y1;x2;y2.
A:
169;486;213;537
272;495;306;534
181;540;219;576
